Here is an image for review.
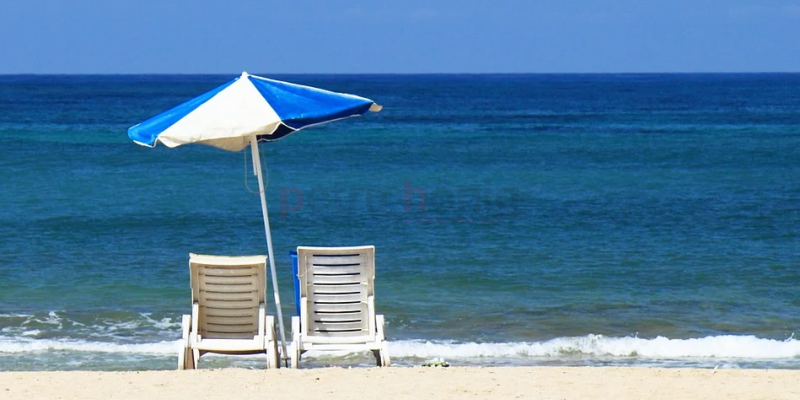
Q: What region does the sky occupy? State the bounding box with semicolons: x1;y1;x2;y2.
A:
0;0;798;74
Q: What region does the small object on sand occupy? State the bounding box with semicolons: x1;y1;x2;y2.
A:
713;365;719;373
422;358;450;368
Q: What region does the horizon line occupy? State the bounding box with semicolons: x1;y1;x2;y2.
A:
1;71;800;77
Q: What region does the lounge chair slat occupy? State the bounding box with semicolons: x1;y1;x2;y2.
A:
200;284;258;293
202;315;258;326
202;275;260;285
200;332;259;340
311;312;365;322
313;326;364;331
205;308;256;318
203;289;257;297
202;301;259;310
309;275;363;285
311;303;366;313
200;267;260;276
312;292;367;303
309;265;363;275
312;329;368;337
204;323;257;333
312;287;364;295
308;255;365;265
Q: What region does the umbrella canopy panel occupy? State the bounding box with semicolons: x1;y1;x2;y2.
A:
128;72;380;152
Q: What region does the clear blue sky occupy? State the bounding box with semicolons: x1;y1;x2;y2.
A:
1;0;798;74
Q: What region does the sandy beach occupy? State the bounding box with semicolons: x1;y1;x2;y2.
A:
1;367;798;400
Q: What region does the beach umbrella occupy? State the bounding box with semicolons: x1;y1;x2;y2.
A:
127;71;381;364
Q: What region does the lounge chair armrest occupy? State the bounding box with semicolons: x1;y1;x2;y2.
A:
258;303;266;338
299;299;308;336
376;314;387;341
181;314;191;342
191;302;200;342
291;316;301;341
368;296;377;339
266;315;275;341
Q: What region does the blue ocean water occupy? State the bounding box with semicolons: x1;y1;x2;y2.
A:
1;74;799;370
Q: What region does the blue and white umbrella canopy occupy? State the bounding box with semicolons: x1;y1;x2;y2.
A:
128;71;381;151
127;72;381;366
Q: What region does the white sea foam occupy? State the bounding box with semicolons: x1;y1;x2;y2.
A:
0;337;180;355
0;334;798;361
139;313;182;330
22;311;64;329
387;335;800;359
0;313;33;318
0;311;183;340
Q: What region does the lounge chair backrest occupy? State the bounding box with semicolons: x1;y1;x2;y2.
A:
296;246;375;340
189;254;267;340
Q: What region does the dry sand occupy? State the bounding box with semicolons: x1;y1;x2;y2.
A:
1;366;798;400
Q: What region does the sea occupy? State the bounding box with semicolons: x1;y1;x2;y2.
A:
1;74;799;371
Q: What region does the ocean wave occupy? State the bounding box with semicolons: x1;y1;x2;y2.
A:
0;311;181;340
0;337;180;354
1;335;798;361
390;335;800;359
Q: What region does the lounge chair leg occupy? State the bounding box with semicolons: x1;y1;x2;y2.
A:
290;316;301;369
380;344;391;367
290;342;300;369
267;341;279;369
178;346;186;370
266;346;277;369
179;314;193;370
372;350;382;367
266;316;278;369
192;349;200;369
185;347;196;369
372;347;390;367
374;314;390;367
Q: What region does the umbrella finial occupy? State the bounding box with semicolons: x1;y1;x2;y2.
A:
241;71;249;78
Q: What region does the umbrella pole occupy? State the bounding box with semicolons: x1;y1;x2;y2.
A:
249;136;289;367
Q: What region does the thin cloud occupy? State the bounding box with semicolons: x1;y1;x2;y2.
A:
342;7;367;18
783;5;800;17
726;4;771;18
336;6;440;21
410;7;438;20
727;3;800;19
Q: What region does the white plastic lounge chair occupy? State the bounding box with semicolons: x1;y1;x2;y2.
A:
179;253;278;369
289;245;390;368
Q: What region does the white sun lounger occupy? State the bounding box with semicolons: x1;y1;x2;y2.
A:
179;253;279;369
289;245;390;368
